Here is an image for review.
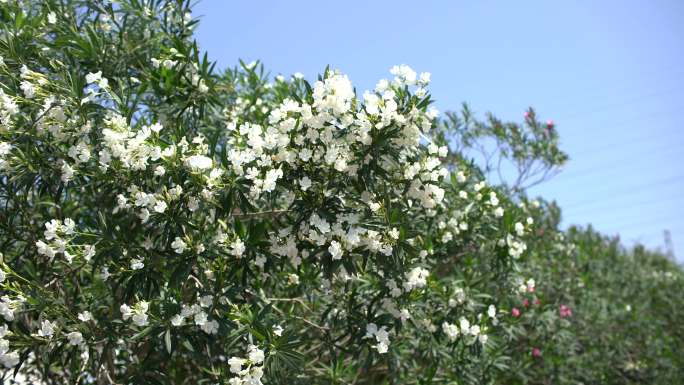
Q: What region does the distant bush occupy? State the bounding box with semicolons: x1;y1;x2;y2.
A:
498;200;684;384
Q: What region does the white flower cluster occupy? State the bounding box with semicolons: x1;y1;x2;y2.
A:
0;326;19;368
120;301;150;327
441;316;489;345
81;70;110;105
0;141;11;170
99;113;163;171
115;184;171;223
403;266;430;292
516;277;536;293
35;218;74;261
36;320;57;339
0;294;23;322
19;65;47;100
365;323;391;353
227;344;265;385
0;88;19;132
170;299;219;335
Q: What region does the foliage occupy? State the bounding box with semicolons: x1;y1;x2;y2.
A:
0;1;681;385
0;1;537;384
498;200;684;384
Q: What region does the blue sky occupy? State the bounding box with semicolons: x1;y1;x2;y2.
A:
193;0;684;261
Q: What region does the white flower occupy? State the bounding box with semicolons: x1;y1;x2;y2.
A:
328;240;343;260
153;200;167;213
185;155;213;171
132;312;148;327
247;345;265;364
459;318;470;334
86;71;102;84
194;311;208;326
488;305;497;318
83;244;96;262
171;237;187;254
312;73;355;115
299;176;312;191
403;267;429;291
287;273;299;286
365;323;391;354
67;331;83;346
376;341;389;354
121;302;149;326
201;319;219;334
0;297;17;322
130;258;144;270
390;64;417;85
493;207;504;217
61;162;74;183
228;357;245;374
171;314;184;327
230;238;246;258
120;304;133;319
515;222;525;236
37;320;56;338
195;295;211;308
150;122;163;133
78;311;92;322
442;322;459;341
0;142;12;157
20;81;35;98
0;350;19;368
273;325;283;336
363;91;380;115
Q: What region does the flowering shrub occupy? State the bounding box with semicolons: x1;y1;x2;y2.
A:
0;1;544;384
1;1;682;385
497;199;684;385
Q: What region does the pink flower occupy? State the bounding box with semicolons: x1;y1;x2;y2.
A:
511;307;521;317
524;111;530;119
532;347;542;358
523;298;530;308
559;304;573;318
533;298;540;306
546;119;554;127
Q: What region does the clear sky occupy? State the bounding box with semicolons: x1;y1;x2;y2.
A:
192;0;684;261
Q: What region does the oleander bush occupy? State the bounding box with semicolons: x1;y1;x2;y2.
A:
0;1;682;385
497;200;684;385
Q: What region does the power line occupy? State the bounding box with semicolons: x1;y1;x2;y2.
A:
561;174;684;210
566;108;684;158
605;213;684;233
564;192;683;217
556;86;684;122
558;144;682;181
566;203;681;226
547;63;684;107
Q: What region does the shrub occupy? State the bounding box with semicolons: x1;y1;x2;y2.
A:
0;1;539;383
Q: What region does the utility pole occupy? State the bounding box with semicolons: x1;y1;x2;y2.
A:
663;230;675;260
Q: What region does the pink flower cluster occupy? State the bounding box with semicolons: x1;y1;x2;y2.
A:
532;347;542;358
559;304;572;318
